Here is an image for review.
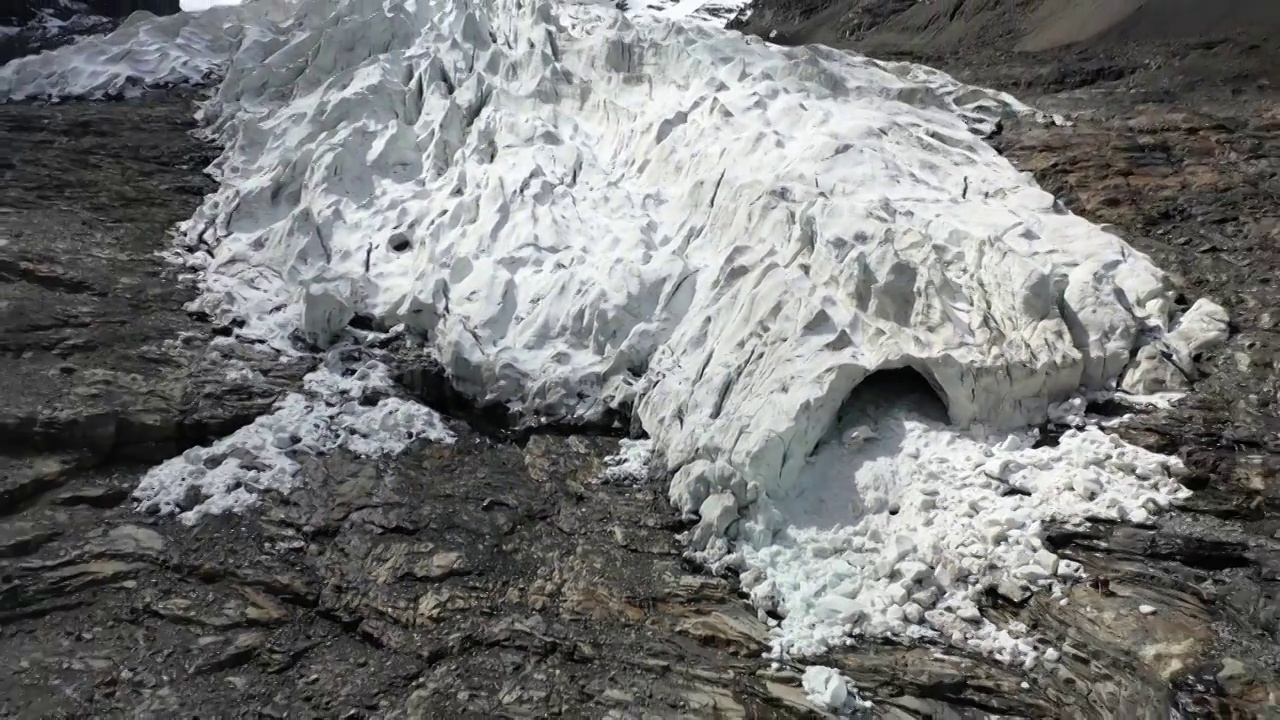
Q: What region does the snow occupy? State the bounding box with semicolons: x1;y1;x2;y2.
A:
8;0;1231;666
182;0;245;10
600;438;654;483
133;352;454;523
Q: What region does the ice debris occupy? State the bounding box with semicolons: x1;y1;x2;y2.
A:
734;374;1193;659
600;438;654;483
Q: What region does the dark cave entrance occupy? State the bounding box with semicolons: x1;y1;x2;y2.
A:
833;366;950;429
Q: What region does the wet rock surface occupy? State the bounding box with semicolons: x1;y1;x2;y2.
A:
977;48;1280;720
0;92;308;465
2;14;1279;720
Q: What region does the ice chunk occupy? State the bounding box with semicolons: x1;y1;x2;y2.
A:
1121;345;1190;394
1167;298;1230;358
802;665;871;713
600;438;654;483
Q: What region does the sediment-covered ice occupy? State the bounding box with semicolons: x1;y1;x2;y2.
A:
22;0;1230;660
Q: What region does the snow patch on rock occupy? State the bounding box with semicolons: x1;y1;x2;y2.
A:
132;353;453;522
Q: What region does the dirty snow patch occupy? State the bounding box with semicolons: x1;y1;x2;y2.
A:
132;356;453;523
599;438;654;483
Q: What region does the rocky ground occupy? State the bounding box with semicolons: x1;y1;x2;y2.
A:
2;5;1279;719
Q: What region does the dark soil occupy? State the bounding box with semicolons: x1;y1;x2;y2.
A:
2;4;1279;718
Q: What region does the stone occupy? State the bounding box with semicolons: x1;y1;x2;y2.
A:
674;609;768;656
1216;658;1254;697
408;551;469;581
188;632;266;675
0;522;61;558
51;486;131;508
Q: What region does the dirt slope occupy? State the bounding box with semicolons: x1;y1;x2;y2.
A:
732;0;1280;88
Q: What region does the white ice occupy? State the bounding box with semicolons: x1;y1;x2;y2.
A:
801;665;872;715
10;0;1230;662
0;1;285;101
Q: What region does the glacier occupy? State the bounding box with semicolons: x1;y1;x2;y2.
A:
0;0;1228;660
